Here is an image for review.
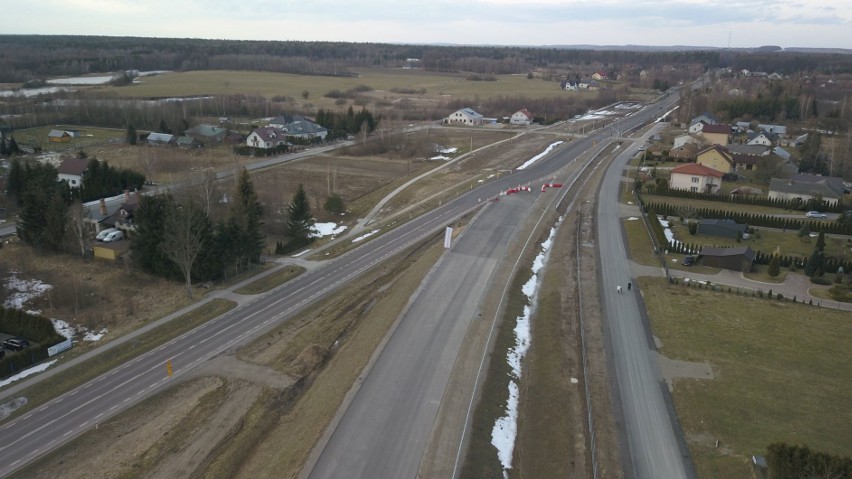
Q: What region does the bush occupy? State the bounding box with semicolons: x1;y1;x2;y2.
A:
324;194;346;215
810;276;832;285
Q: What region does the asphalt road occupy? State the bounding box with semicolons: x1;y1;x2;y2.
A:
597;128;692;478
308;195;533;479
0;93;680;477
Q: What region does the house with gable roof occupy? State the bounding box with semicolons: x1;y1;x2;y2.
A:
698;124;731;147
510;109;534;126
747;131;777;147
669;163;723;194
691;112;718;126
185;124;228;145
768;174;849;206
246;127;288;149
447;108;484;125
57;156;89;188
696;145;734;173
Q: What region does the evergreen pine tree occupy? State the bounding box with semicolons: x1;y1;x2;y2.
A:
286;183;315;247
768;253;781;277
232;168;264;268
126;125;137;145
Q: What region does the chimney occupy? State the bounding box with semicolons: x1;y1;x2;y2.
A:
134;190;141;203
99;198;107;216
124;190;130;202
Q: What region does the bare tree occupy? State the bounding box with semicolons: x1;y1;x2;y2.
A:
161;201;206;299
68;201;89;258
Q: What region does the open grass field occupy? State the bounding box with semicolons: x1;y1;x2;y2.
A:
639;276;852;479
13;125;125;153
103;68;596;107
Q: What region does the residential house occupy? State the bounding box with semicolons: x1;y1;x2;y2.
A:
246;127;289;149
669;163;723;194
447;108;484;125
278;120;328;141
48;130;72;143
57;157;89;188
696;145;734;173
510;109;534;126
747;131;776;147
268;114;309;130
560;80;578;91
577;78;592;89
728;144;768;156
729;186;764;198
697;219;748;239
768;174;849;206
669;143;699;161
734;153;767;171
688;121;708;134
176;136;202;149
672;134;702;149
757;124;787;137
698;124;731;147
691;112;718;126
146;132;175;146
699;246;756;271
591;71;608;81
185;124;228;145
733;121;752;133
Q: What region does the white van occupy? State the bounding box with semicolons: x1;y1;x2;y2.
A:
96;228;119;241
102;230;125;242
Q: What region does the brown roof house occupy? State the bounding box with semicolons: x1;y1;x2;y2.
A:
669;163;723;194
698;124;731;147
57;157;89;188
699;246;756;272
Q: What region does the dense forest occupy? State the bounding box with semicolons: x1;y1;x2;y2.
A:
0;35;850;83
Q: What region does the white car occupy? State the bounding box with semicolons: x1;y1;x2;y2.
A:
806;211;827;219
102;230;125;242
96;227;119;241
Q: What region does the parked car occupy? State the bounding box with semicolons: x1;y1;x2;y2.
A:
682;255;696;266
96;227;119;241
806;211;827;219
102;230;124;242
3;337;30;351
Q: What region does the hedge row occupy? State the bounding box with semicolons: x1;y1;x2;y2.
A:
1;307;65;379
644;201;852;236
643;185;842;213
767;442;852;479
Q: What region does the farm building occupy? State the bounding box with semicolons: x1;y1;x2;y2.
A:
696;219;748;239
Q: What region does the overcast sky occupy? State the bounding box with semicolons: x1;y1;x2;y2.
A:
8;0;852;49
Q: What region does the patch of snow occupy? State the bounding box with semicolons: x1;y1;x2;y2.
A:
517;141;564;170
83;329;107;342
291;249;312;257
627;216;639;221
311;222;347;238
4;275;52;310
51;319;75;339
0;86;70;97
491;219;560;477
0;397;27;421
570;377;579;384
352;229;380;243
0;360;58;388
438;146;457;154
47;75;114;85
429;155;450;161
487;174;496;179
658;216;680;246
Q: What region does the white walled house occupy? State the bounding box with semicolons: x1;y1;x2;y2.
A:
669;163;723;194
57;157;89;188
246;127;288;149
510;109;534;125
447;108;484;125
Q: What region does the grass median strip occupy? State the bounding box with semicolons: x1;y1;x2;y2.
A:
4;298;236;421
234;266;306;295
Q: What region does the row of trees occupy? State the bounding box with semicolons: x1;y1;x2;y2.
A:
315;106;379;140
641;182;841;212
766;442;852;479
131;168;264;298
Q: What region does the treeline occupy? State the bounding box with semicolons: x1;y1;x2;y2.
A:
1;35;849;83
315;106;379;139
641;184;842;213
131;168;264;295
7;157;145;252
7;157;146;204
766;442;852;479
